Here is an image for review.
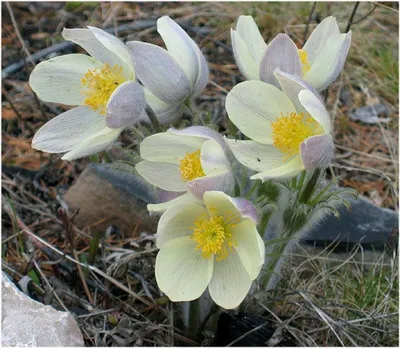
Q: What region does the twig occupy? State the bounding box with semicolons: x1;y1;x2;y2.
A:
351;3;377;26
31;258;69;312
303;2;317;45
226;321;270;347
345;2;360;32
5;2;35;68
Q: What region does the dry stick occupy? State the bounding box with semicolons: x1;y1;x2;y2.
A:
345;2;361;32
23;228;153;307
31;258;70;312
351;3;377;26
5;2;35;68
303;2;317;44
3;201;153;306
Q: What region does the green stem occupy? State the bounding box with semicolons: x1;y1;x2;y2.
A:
261;232;290;289
187;298;201;339
145;104;161;133
299;168;321;204
297;170;307;190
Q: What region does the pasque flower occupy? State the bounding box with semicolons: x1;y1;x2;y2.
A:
127;16;209;123
231;15;351;91
136;126;234;212
30;26;146;160
155;191;264;309
225;69;334;181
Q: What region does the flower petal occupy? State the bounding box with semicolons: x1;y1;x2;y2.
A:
127;41;190;103
156;202;207;248
148;192;202;214
187;171;235;199
105;81;146;128
226;81;296;144
32;106;106;153
61;126;121;161
208;249;252;309
203;191;258;224
168;126;229;154
135;161;186;192
157;16;209;95
226;139;285;173
304;32;352;91
274;68;322;114
250;156;304;181
232;220;264;280
235;15;267;67
87;26;135;75
303;16;340;64
231;29;260;80
298;89;331;133
144;88;183;124
140;132;204;164
200;140;230;176
300;134;334;170
62;28;128;73
259;34;302;88
156;237;213;302
29;54;101;105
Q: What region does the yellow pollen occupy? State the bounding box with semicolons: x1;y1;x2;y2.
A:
271;112;323;157
179;149;206;182
81;63;126;114
298;49;311;75
191;209;237;261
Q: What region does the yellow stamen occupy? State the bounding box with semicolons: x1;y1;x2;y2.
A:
298;49;311;75
81;63;126;114
191;207;237;261
271;112;323;157
179;149;206;182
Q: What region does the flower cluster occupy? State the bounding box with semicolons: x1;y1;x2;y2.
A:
30;15;351;309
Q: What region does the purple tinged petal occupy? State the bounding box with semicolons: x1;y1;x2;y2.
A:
259;34;302;88
229;197;259;224
274;68;322;114
127;41;190;104
300;134;334;170
168;126;229;155
186;171;235;199
106;81;146;128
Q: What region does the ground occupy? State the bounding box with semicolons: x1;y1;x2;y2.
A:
1;2;398;346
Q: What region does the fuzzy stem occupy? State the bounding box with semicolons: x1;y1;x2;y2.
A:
260;231;290;289
187;298;201;339
145;104;161;133
299;168;321;203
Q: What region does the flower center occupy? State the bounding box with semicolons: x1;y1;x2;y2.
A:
191;209;237;261
271;112;322;157
298;49;311;75
81;63;126;114
179;149;206;182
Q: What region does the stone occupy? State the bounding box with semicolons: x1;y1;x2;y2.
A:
303;195;398;252
63;164;157;236
1;272;84;347
349;104;390;124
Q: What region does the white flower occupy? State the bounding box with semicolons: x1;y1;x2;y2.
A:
29;26;147;160
136;126;234;213
127;16;209;123
231;15;351;91
155;191;264;309
225;69;334;181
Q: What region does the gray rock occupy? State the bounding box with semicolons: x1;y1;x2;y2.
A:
1;273;84;347
349;104;390;124
303;195;398;252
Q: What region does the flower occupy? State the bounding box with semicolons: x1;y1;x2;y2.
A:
29;26;146;160
155;191;264;309
136;126;234;212
231;15;351;91
225;69;334;181
127;16;209;123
